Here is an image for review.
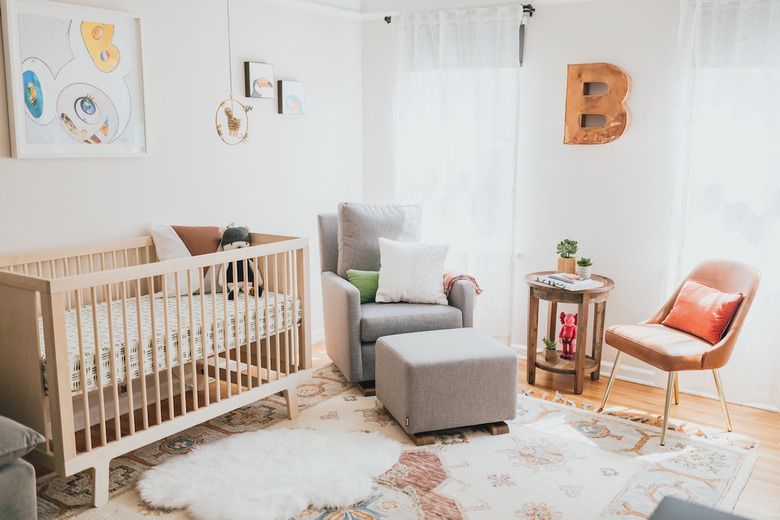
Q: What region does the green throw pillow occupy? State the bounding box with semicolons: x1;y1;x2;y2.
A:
347;269;380;304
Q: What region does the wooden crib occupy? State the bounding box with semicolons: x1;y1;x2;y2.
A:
0;233;311;506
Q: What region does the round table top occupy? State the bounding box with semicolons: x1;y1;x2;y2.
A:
525;271;615;295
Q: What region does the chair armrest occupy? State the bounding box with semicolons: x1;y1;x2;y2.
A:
448;279;475;328
321;272;364;382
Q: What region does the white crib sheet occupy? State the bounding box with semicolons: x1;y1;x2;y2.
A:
39;292;301;393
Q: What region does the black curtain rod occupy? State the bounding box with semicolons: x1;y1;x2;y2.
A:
385;3;534;23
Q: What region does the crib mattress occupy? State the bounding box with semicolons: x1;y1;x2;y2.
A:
39;292;301;393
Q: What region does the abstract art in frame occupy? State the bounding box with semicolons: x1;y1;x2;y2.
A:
244;62;275;99
0;0;148;158
278;80;304;115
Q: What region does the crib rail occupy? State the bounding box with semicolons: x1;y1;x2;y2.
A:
0;233;310;481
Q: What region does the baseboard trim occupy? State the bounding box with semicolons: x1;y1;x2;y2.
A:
311;327;325;344
512;343;780;412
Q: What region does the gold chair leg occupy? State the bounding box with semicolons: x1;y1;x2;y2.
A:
598;351;623;413
660;372;676;446
674;374;679;405
713;369;733;432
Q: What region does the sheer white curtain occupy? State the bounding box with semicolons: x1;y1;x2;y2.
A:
675;0;780;409
393;7;522;342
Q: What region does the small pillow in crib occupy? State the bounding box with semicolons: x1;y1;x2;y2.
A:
375;238;449;305
150;224;223;296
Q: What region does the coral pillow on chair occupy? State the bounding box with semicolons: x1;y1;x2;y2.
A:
661;279;743;344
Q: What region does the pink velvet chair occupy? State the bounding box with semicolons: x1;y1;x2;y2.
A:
598;259;761;445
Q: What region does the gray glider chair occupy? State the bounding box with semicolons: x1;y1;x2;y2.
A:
318;203;475;391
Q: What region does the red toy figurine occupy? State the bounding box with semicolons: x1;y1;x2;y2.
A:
559;312;577;360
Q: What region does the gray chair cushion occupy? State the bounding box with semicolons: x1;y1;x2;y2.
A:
0;416;44;467
360;302;462;343
336;202;422;278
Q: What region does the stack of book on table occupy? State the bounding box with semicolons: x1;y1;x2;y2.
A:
536;273;604;291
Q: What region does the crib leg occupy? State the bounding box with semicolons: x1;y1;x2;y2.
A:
282;387;299;420
90;460;111;507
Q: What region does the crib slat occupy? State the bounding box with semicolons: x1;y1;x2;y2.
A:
282;251;290;377
103;284;122;441
296;246;311;369
210;267;220;402
63;259;72;309
110;252;117;297
120;281;135;435
174;272;187;414
243;259;251;390
148;276;162;425
161;276;175;422
262;255;272;381
74;290;92;451
222;264;232;397
273;254;281;378
231;260;241;395
143;249;153;296
88;255;107;446
199;267;209;407
290;251;301;372
187;271;198;411
89;285;107;446
253;258;262;385
135;278;149;430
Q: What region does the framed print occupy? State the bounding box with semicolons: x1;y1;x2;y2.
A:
1;0;148;158
244;62;275;99
278;80;304;115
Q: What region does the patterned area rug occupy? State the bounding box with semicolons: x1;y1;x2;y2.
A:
37;364;758;520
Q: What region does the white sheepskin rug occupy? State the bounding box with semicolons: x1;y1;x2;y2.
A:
136;428;402;520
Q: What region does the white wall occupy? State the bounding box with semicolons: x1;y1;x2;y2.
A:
0;0;365;337
361;0;682;388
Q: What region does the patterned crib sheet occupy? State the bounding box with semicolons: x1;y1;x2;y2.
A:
38;292;301;393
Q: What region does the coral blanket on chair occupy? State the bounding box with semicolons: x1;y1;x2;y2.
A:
443;270;483;296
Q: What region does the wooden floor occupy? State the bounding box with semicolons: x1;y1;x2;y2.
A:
312;341;780;519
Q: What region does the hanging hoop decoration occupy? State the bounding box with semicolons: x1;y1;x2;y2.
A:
216;0;251;145
215;96;250;145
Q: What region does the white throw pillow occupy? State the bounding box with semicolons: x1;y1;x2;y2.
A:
375;238;449;305
151;223;205;296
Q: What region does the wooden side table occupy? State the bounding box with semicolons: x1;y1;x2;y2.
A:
525;272;615;394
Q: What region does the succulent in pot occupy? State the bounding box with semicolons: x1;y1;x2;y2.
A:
556;239;578;274
542;337;558;362
576;257;593;279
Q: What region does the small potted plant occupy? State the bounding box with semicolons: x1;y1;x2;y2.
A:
542;337;558;362
556;239;578;274
576;257;593;279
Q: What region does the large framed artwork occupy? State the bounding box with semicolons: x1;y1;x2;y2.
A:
1;0;148;158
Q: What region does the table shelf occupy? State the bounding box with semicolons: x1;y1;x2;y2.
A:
534;352;599;375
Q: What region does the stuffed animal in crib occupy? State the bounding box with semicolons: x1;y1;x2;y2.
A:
218;226;264;300
559;312;577;360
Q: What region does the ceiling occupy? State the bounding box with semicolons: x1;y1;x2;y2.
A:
303;0;593;15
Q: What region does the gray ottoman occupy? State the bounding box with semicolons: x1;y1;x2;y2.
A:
376;328;518;443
